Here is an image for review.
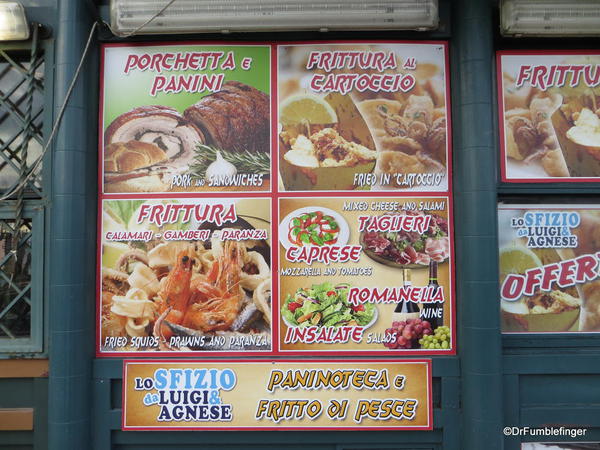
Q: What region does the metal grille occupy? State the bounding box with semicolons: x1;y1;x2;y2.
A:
0;218;32;339
0;36;44;351
0;43;44;197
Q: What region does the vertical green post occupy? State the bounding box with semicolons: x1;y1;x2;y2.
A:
452;0;503;448
48;0;95;448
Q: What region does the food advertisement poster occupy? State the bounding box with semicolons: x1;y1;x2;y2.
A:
279;196;454;353
498;51;600;182
278;42;450;192
499;204;600;333
99;198;272;354
98;41;454;360
122;359;432;430
100;43;271;194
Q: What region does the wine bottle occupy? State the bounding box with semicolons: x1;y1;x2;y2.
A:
419;260;444;329
392;269;420;322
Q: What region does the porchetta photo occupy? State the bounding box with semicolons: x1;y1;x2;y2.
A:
103;81;270;193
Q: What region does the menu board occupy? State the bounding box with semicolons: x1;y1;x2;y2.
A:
499;204;600;333
97;41;454;357
498;51;600;182
122;359;432;430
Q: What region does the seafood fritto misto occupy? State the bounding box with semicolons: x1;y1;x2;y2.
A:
101;238;271;352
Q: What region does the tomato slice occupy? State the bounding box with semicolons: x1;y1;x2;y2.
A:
288;302;302;312
318;214;333;225
288;227;301;244
289;211;338;246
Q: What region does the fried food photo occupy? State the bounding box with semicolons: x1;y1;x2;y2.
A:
278;93;377;191
359;93;447;187
278;44;448;190
100;224;272;352
500;245;581;332
504;92;569;177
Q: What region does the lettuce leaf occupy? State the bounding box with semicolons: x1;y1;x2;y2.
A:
105;200;145;227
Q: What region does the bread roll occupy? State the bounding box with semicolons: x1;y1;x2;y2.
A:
105;140;167;173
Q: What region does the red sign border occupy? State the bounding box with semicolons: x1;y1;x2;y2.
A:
497;49;600;183
96;40;456;358
275;40;453;195
98;41;275;196
276;193;457;356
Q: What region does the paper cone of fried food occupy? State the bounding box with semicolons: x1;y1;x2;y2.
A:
325;92;376;150
552;99;600;177
356;99;403;146
501;246;581;332
279;93;376;191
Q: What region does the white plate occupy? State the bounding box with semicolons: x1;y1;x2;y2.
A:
279;206;349;249
282;303;379;330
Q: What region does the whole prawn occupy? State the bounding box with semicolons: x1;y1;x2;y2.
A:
156;250;194;339
182;241;243;332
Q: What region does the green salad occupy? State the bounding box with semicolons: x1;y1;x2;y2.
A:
282;282;376;328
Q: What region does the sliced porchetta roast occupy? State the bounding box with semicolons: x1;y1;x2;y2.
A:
184;81;270;153
103;106;205;192
105;105;205;164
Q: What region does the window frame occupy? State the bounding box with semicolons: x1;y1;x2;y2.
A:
0;37;53;357
0;201;45;355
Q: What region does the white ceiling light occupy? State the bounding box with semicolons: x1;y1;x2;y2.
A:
0;2;29;41
501;0;600;36
110;0;439;36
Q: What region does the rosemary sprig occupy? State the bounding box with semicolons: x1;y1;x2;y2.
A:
191;144;271;176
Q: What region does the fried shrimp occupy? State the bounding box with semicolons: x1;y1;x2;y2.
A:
156;250;195;338
183;241;244;332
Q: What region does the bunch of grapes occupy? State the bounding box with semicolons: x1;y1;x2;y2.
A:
419;325;451;349
383;318;432;349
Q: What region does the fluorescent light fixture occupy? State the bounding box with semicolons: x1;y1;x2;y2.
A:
501;0;600;36
110;0;438;36
0;2;29;40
